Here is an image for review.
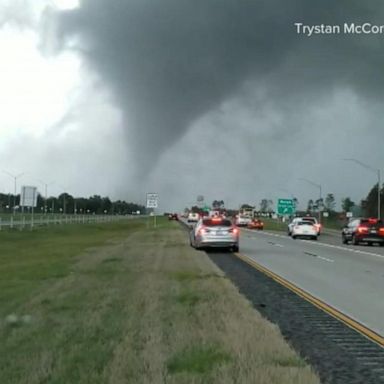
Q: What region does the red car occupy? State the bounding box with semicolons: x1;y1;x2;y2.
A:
247;219;264;230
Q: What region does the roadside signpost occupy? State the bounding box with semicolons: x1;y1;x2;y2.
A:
277;198;295;215
146;193;158;227
20;186;37;228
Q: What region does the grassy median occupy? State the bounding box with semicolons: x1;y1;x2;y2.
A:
0;217;320;383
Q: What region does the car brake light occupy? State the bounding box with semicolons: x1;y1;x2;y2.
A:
379;228;384;233
212;217;222;222
357;226;369;233
368;218;378;223
198;228;206;235
230;227;239;234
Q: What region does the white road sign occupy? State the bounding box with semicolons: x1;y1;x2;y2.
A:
20;186;38;207
146;193;158;208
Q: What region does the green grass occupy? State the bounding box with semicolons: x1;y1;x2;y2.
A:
176;291;202;307
321;218;345;230
260;218;288;232
258;217;344;231
0;219;145;316
0;216;320;384
167;345;231;374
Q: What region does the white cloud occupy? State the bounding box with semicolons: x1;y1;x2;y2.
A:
0;3;128;199
51;0;79;11
0;25;81;139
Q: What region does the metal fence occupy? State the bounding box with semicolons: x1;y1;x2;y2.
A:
0;214;141;231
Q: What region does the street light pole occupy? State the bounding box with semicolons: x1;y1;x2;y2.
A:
37;179;54;215
342;158;381;219
3;170;25;215
378;169;381;220
299;178;322;224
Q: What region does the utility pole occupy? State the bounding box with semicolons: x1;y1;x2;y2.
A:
3;171;25;215
343;158;381;219
37;179;54;215
299;178;322;224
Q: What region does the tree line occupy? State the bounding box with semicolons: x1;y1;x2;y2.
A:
0;192;145;215
191;182;384;218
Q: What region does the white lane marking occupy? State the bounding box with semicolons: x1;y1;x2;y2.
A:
267;240;284;248
317;256;334;263
303;251;334;263
241;228;384;260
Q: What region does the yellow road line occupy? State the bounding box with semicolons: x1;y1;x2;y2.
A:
234;252;384;348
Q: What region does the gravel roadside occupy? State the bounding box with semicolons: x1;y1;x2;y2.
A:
207;251;384;384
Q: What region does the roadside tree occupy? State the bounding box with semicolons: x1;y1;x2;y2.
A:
324;193;336;212
341;197;355;213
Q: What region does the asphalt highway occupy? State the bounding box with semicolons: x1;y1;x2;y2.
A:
240;227;384;336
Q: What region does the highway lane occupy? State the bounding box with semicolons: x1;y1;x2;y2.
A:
270;227;384;256
240;228;384;336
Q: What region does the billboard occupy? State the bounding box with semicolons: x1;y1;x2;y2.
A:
20;186;38;207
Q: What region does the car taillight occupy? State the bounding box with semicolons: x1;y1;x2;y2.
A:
198;228;206;235
229;227;239;234
379;227;384;234
357;226;369;233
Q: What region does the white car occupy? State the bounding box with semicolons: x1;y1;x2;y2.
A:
291;221;318;240
187;212;200;222
235;215;252;227
288;217;321;236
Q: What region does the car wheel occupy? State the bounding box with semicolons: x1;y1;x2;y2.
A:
352;235;359;245
379;242;384;247
232;245;239;252
313;236;318;240
342;235;348;244
292;235;297;239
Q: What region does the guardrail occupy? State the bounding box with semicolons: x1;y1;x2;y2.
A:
0;214;142;231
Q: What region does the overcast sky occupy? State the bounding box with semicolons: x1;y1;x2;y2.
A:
1;0;384;211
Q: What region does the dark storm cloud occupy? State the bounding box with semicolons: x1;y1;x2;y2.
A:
55;0;384;173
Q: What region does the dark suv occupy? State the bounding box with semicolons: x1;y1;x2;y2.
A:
342;218;384;246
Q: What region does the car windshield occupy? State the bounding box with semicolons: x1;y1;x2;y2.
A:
203;219;232;227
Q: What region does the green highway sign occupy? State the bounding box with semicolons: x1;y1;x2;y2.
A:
277;198;295;215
